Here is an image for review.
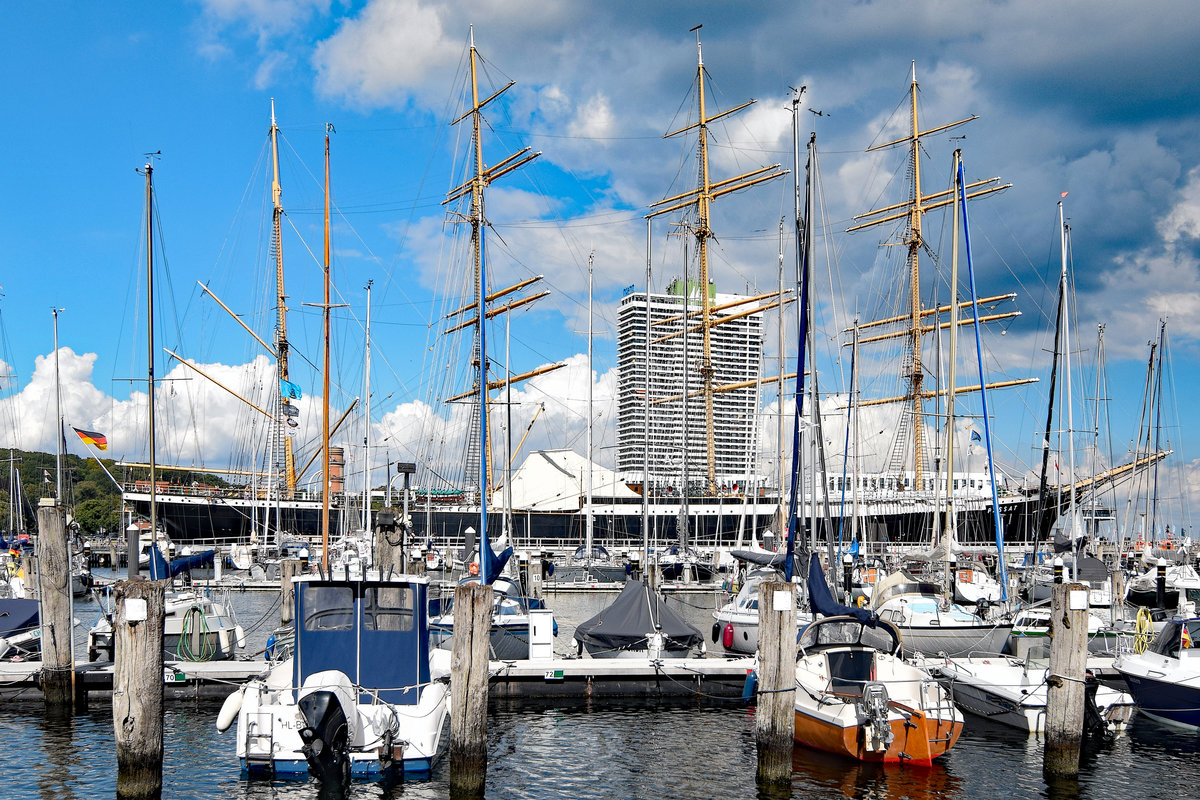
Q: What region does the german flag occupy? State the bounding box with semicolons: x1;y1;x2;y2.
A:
72;427;108;451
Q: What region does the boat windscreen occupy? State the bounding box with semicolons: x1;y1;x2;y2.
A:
302;585;354;631
364;585;415;631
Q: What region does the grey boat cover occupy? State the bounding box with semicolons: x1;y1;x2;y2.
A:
573;580;703;652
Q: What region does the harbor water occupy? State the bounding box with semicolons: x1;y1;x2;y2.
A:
9;582;1198;799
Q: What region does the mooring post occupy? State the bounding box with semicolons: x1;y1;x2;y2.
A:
36;505;74;711
1156;558;1167;609
279;559;300;625
755;579;796;786
375;507;407;576
113;578;166;800
1044;581;1089;779
450;582;493;796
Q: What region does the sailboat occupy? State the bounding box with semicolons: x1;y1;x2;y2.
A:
223;127;450;784
88;158;246;664
793;553;965;764
120;102;350;550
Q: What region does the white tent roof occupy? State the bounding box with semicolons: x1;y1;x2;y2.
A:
491;449;639;512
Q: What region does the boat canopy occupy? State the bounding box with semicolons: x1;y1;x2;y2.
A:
573;580;702;653
870;569;942;610
798;616;902;656
148;546;215;580
293;574;431;705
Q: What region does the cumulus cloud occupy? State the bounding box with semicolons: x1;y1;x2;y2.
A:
312;0;460;106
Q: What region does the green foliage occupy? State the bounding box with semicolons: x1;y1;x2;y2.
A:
1;448;233;532
74;496;121;534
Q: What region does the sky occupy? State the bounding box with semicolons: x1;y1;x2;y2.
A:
0;1;1197;528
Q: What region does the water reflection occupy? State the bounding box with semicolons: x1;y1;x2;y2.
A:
39;712;78;800
789;745;962;800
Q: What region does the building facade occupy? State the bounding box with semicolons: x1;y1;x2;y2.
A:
616;279;764;490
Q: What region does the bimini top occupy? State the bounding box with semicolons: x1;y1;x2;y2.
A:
871;569;942;610
293;573;431;705
798;615;903;657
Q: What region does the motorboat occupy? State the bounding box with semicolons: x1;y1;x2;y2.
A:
87;547;245;662
1126;563;1200;614
221;569;450;782
1114;616;1200;730
918;652;1135;734
792;615;964;765
872;569;1012;657
712;567;810;655
429;574;554;661
1008;605;1126;658
575;579;704;659
951;562;1002;606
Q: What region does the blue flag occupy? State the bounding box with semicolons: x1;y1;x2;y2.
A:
281;379;303;400
970;429;982;442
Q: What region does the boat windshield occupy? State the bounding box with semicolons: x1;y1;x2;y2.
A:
799;617;899;655
1150;619;1200;658
302;585;354;632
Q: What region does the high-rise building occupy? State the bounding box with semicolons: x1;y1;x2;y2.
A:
616;279;764;489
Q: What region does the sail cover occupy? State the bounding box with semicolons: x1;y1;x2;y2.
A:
148;546;215;580
573;580;703;653
808;553;876;625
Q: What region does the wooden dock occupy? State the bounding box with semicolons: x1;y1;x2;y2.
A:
0;653;757;702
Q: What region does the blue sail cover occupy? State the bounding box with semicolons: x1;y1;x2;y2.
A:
807;553;875;625
148;546;215;580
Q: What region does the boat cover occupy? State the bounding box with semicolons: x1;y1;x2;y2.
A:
808;553;876;625
148;547;215;580
729;549;803;575
573;580;702;652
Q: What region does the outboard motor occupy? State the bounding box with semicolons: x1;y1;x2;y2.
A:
859;682;896;753
298;690;352;786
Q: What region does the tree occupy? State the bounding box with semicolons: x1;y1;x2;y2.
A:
74;497;121;535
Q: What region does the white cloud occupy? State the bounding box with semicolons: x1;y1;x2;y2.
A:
312;0;460;106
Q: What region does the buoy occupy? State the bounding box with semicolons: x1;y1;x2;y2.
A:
215;687;243;732
722;623;734;649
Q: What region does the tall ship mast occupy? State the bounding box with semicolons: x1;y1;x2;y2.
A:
847;63;1019;493
647;27;786;497
269;100;298;495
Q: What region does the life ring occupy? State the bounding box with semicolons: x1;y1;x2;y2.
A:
1134;607;1154;654
468;562;479;576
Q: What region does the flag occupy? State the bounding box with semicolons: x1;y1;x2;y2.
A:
43;470;50;483
970;429;982;442
72;427;108;451
1060;191;1069;198
281;379;303;400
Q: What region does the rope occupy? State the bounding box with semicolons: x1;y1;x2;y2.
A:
1134;607;1154;654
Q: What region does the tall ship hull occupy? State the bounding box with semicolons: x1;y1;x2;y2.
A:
124;479;1048;549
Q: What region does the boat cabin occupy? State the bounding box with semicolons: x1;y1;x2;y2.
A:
1148;618;1200;659
293;573;432;705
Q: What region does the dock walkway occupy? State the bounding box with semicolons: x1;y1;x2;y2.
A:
0;654;758;702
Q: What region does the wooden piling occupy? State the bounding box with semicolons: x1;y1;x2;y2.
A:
449;582;493;796
755;580;796;786
1044;581;1089;779
36;505;74;711
375;507;406;576
279;559;300;625
113;579;166;800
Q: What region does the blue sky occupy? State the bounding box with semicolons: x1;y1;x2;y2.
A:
0;1;1197;525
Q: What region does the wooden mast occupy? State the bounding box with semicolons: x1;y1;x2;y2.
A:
269;100;298;494
443;27;540;516
848;63;1007;491
647;26;785;495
